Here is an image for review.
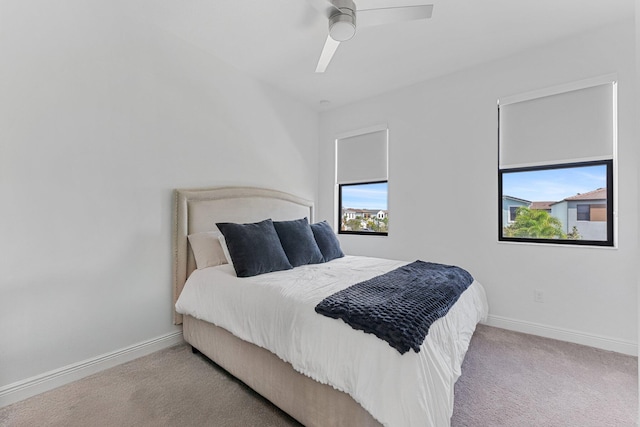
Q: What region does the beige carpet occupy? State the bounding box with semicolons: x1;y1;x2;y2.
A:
1;345;300;427
451;325;637;427
1;325;637;427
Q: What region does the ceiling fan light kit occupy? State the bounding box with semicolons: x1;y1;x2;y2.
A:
329;9;356;41
328;0;356;41
309;0;434;73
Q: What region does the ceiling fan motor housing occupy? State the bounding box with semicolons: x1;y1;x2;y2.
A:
329;0;356;41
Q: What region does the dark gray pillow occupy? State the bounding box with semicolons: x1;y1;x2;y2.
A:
273;218;324;267
216;219;292;277
310;220;344;262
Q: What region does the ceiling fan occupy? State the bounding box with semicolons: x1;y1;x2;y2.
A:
307;0;434;73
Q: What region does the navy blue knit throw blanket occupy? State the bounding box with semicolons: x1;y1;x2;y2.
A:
315;260;474;354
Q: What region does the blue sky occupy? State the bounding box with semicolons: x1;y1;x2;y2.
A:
502;164;607;202
342;182;388;210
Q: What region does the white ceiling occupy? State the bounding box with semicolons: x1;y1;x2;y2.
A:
128;0;634;111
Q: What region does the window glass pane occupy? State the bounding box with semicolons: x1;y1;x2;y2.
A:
339;182;388;235
576;205;590;221
499;161;612;246
509;206;518;222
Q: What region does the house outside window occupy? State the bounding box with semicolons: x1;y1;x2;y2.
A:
502;196;530;226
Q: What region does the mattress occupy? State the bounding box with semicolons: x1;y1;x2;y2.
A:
175;255;489;426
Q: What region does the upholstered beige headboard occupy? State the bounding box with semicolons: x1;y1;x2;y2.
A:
173;186;315;324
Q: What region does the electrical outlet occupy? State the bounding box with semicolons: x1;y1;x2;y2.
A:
534;289;544;303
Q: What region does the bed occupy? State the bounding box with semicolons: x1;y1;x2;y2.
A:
172;186;488;427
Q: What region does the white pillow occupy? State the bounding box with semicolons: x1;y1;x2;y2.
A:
187;231;228;269
218;234;234;268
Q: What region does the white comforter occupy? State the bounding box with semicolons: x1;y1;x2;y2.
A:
175;255;488;427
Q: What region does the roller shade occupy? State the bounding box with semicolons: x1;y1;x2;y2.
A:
336;129;388;184
499;82;615;169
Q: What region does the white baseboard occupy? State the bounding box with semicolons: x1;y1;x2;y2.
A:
2;320;635;409
0;330;184;408
484;314;637;356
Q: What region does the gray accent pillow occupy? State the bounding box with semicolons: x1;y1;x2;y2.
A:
216;219;293;277
310;220;344;262
273;218;324;267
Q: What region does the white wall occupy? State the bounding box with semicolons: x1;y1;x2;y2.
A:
319;19;638;354
0;2;318;390
635;0;640;419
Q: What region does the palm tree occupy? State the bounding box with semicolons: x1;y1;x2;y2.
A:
504;207;566;239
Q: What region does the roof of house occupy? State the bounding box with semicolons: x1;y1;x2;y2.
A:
529;201;554;210
342;208;387;214
502;195;531;204
563;188;607;201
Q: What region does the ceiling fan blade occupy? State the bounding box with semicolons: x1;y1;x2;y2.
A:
357;5;433;28
307;0;340;18
315;35;341;73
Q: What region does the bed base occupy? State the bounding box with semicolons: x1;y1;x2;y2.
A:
183;315;382;427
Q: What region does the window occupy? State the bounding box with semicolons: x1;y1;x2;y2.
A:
509;206;518;222
338;181;388;235
335;126;388;236
499;160;613;245
576;204;590;221
498;78;616;247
